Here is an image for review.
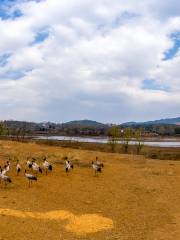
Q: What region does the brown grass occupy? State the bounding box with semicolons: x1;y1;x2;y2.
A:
0;140;180;239
36;139;180;160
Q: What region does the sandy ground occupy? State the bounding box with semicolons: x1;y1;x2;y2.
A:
0;141;180;240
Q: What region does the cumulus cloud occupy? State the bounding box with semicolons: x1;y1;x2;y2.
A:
0;0;179;122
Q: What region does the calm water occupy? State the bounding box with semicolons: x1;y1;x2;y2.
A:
37;136;180;148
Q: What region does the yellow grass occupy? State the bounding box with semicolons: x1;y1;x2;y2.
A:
0;140;180;239
0;208;113;235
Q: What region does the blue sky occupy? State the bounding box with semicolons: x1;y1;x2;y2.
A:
0;0;22;19
0;0;179;123
142;79;169;91
33;30;49;44
164;33;180;60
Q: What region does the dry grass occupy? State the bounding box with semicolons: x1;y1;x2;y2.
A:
0;140;180;239
35;139;180;160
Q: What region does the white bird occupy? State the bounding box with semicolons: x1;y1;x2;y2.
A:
27;159;33;169
0;169;12;188
16;161;21;175
5;160;10;171
92;161;102;176
1;168;7;176
6;164;10;172
2;162;10;175
32;161;42;174
25;170;37;187
42;158;52;175
65;159;73;174
0;167;2;185
95;156;104;168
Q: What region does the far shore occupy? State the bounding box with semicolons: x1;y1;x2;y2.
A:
33;134;180;142
0;137;179;160
0;134;180;143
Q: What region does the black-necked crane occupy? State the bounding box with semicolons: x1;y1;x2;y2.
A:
95;156;104;168
16;160;21;175
2;163;10;176
27;158;33;169
92;161;102;176
64;157;73;174
6;160;10;170
31;159;43;174
42;157;52;175
3;160;10;174
0;167;2;185
0;169;12;188
25;170;37;187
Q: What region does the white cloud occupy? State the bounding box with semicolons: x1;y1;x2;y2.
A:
0;0;179;122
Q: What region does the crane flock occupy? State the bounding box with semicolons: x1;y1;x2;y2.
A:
0;156;104;188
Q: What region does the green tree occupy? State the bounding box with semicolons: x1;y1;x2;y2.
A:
108;125;120;152
158;125;166;135
0;121;7;136
122;128;133;153
175;127;180;135
134;128;144;154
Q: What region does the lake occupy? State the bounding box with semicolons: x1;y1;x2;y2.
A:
36;136;180;148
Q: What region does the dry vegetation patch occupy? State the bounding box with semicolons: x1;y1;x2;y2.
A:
0;140;180;239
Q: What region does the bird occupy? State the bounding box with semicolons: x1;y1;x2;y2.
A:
42;158;52;175
64;157;74;174
0;169;12;188
4;160;10;172
95;156;104;168
16;160;21;175
32;161;43;174
24;170;37;187
0;167;2;185
2;162;10;176
27;158;33;169
92;161;102;176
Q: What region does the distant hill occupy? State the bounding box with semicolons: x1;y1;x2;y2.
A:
63;120;106;128
121;117;180;126
4;120;37;130
120;121;137;126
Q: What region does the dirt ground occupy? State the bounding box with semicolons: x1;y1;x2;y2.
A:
0;140;180;240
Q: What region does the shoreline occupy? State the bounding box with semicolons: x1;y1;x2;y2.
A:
34;138;180;161
0;138;179;160
35;135;180;142
35;135;180;148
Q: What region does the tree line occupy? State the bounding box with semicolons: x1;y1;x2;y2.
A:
108;126;144;154
0;120;179;142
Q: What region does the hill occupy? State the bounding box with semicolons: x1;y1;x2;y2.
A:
63;120;106;128
121;117;180;126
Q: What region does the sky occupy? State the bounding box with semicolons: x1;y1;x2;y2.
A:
0;0;179;123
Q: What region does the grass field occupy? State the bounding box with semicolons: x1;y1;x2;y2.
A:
35;139;180;160
1;140;180;239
